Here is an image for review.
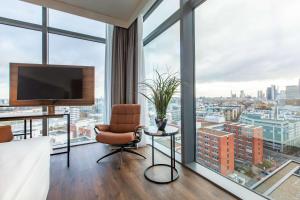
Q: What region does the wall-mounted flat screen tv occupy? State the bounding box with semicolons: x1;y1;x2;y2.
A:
18;66;83;100
10;63;95;106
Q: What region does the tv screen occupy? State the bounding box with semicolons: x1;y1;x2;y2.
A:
17;66;83;100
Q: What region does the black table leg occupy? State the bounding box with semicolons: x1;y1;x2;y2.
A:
152;136;154;166
24;119;27;139
30;119;32;138
67;114;70;168
173;135;176;168
170;135;173;180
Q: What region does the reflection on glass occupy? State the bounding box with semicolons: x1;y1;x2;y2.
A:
144;22;181;153
143;0;179;38
195;0;300;199
49;34;105;146
49;9;106;38
0;0;41;24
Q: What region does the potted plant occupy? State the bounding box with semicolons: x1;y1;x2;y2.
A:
140;70;180;131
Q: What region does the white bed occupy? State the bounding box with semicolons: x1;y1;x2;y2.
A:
0;137;51;200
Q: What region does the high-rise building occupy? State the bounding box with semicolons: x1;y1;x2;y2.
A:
266;85;277;101
286;85;300;99
224;123;263;165
240;90;245;98
197;128;235;176
257;90;264;100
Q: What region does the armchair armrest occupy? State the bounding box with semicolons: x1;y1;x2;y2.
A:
94;124;110;135
134;125;145;142
134;125;144;132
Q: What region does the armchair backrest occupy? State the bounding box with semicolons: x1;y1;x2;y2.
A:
110;104;141;133
0;125;13;143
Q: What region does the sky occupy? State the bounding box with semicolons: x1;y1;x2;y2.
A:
144;0;300;97
1;0;300;100
0;0;106;100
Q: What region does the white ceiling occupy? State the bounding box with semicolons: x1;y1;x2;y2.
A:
22;0;155;28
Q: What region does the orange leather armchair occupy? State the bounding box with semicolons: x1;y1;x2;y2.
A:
94;104;146;165
0;125;13;143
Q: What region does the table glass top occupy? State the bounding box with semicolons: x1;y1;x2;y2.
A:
144;126;179;136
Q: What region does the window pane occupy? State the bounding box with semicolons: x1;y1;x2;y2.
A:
144;22;181;154
143;0;180;38
0;0;41;24
49;9;106;38
0;25;42;105
0;25;42;138
49;34;105;147
195;0;300;198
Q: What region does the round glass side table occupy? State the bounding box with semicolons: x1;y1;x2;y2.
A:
144;126;179;184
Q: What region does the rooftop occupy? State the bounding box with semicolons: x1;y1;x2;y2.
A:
252;161;300;200
225;122;262;130
269;175;300;200
199;128;233;137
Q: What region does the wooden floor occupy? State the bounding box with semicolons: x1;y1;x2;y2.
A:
47;143;238;200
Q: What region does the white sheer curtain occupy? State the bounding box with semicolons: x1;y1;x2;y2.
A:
137;16;149;147
104;24;113;124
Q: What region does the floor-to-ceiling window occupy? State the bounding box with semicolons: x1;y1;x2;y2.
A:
49;33;105;147
194;0;300;199
144;22;181;154
0;1;43;139
0;0;106;146
143;1;181;155
143;0;300;199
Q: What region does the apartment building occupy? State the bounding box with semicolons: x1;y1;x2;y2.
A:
197;128;235;176
224;123;263;165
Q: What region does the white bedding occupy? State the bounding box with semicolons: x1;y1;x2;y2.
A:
0;137;51;200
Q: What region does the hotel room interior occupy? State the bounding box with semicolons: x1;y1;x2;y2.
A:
1;0;300;200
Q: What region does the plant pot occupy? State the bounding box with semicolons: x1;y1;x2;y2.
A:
155;118;168;131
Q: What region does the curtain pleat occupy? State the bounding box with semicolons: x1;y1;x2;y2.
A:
111;20;138;105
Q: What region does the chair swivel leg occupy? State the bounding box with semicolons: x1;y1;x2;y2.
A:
124;148;146;159
97;148;122;163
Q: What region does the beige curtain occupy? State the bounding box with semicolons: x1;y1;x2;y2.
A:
111;20;138;105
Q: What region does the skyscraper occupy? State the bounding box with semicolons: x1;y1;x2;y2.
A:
266;85;277;101
240;90;245;98
257;90;264;100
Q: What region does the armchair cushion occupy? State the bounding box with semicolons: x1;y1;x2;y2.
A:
96;131;135;145
0;125;13;143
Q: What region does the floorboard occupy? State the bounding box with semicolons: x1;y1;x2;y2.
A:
47;143;238;200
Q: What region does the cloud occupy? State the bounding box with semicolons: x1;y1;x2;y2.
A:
144;0;300;96
0;1;106;100
194;0;300;84
144;22;180;79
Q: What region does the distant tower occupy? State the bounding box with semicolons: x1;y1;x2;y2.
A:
240;90;245;98
257;90;263;100
266;85;276;101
